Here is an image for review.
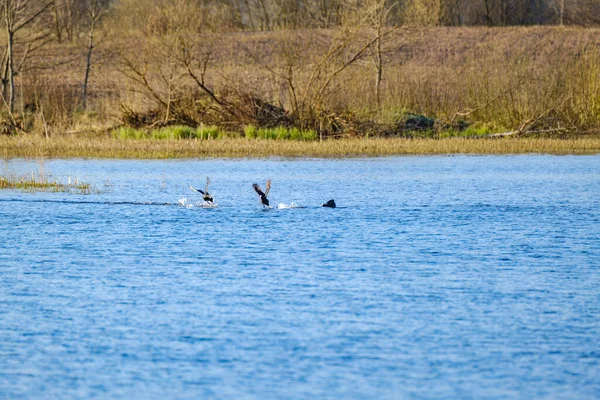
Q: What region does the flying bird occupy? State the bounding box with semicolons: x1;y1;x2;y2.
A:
189;177;213;203
252;179;271;207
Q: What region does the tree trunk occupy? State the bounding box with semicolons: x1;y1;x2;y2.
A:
375;35;382;108
559;0;564;25
7;29;15;113
455;0;463;25
1;50;9;102
52;0;63;43
483;0;492;26
258;0;270;30
82;16;96;110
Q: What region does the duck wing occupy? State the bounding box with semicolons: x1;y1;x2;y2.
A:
264;179;271;196
252;184;265;197
205;177;211;194
189;185;205;195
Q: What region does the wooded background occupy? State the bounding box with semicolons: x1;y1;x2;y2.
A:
0;0;599;136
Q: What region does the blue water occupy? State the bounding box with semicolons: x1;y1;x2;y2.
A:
0;156;599;399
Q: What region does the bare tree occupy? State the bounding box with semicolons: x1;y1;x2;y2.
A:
570;0;600;25
362;0;401;108
118;0;210;123
50;0;78;42
81;0;107;110
243;16;396;137
1;0;52;113
403;0;445;26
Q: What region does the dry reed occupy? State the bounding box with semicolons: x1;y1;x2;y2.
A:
1;135;599;159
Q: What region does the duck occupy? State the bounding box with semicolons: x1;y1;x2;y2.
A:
321;199;336;208
189;177;213;203
252;179;271;207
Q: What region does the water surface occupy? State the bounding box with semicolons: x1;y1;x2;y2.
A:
1;156;599;399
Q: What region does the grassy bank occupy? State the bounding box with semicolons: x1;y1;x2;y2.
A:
2;135;599;159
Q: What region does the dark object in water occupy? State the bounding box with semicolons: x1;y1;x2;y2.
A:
322;199;336;208
253;179;271;207
190;177;213;203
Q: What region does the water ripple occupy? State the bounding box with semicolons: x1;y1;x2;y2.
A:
0;155;599;399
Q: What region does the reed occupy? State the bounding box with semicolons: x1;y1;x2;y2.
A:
1;135;599;159
0;174;93;193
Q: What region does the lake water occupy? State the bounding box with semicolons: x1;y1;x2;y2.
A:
0;155;599;399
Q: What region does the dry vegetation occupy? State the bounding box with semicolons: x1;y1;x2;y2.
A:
2;135;599;158
19;27;600;137
0;0;599;157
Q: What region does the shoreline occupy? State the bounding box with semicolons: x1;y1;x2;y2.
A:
1;136;599;159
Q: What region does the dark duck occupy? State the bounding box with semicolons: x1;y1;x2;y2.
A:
321;199;336;208
252;179;271;207
189;177;214;203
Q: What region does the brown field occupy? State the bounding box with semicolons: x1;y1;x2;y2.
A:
2;135;599;159
16;25;599;139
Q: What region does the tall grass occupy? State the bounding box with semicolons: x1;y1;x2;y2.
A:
1;135;599;159
111;125;228;140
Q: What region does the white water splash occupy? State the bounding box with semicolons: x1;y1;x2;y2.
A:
178;197;217;208
277;202;300;209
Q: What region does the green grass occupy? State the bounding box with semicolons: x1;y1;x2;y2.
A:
438;123;498;138
112;126;149;139
152;125;198;139
196;125;221;139
111;125;229;140
244;125;318;140
112;125;319;141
